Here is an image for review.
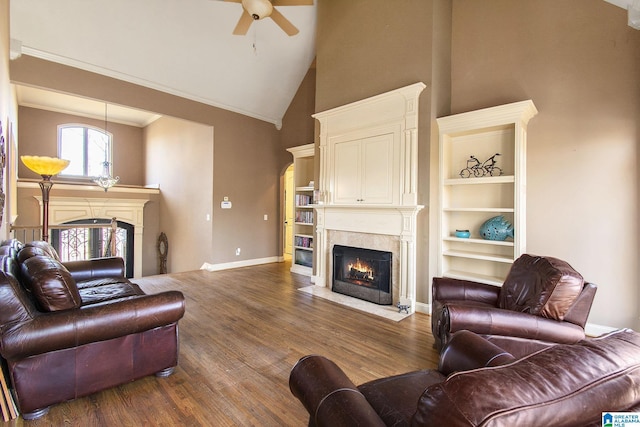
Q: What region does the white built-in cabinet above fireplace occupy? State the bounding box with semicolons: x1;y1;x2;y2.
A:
315;83;424;207
330;125;399;205
312;83;426;312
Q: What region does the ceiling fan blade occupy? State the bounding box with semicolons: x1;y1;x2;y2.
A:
233;10;254;35
272;0;314;5
222;0;242;3
270;7;299;36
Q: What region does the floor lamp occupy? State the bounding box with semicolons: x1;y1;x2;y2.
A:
21;155;70;242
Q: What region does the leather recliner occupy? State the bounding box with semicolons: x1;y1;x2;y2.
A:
290;329;640;426
431;254;597;356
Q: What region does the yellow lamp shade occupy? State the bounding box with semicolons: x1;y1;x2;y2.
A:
21;156;70;177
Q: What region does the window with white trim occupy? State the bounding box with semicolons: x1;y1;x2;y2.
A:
58;124;113;178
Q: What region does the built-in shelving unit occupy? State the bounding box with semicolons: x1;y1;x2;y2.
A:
286;144;315;277
435;100;537;285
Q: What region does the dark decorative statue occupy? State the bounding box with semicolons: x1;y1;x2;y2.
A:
459;153;503;178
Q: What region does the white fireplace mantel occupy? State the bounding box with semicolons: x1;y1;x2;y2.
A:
33;196;148;278
312;83;426;312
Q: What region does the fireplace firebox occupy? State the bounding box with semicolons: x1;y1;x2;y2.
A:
332;245;392;305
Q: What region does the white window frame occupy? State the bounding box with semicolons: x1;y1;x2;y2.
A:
57;123;114;179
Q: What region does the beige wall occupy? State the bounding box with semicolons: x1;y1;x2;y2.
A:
316;0;451;304
0;0;18;239
17;107;144;185
280;66;316;157
278;66;317;256
144;116;213;274
10;55;283;271
451;0;640;329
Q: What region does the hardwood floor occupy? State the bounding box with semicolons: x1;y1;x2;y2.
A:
20;261;438;426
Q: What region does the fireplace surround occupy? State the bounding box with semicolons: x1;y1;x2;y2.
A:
312;83;426;313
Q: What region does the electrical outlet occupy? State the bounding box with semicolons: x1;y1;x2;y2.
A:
235;248;241;256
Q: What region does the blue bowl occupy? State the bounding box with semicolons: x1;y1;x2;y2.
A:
455;230;471;238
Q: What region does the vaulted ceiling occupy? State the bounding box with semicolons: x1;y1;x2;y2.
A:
9;0;317;128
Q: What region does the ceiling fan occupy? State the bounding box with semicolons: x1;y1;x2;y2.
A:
224;0;313;36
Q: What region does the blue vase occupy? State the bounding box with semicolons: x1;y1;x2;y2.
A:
479;216;514;241
455;229;470;238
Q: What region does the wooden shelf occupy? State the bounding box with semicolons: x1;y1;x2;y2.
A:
444;176;514;185
442;236;514;246
443;270;504;286
443;207;515;213
443;250;514;263
287;143;316;278
435;100;537;286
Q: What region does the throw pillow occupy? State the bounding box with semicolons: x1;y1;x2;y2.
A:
21;255;81;312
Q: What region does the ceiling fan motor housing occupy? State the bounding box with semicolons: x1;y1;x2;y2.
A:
242;0;273;20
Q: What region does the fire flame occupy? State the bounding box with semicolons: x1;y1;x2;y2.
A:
347;258;374;281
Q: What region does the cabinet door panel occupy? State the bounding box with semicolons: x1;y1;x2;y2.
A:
333;140;361;203
362;133;394;204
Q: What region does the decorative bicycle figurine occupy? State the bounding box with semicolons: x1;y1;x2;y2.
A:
459;153;503;178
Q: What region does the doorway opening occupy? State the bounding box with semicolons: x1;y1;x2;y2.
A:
283;163;294;261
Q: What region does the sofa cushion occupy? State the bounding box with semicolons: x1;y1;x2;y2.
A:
499;254;584;320
18;241;61;263
412;329;640;426
79;280;145;306
21;255;81;312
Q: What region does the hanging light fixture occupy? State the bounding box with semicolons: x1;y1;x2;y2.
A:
93;103;119;192
242;0;273;20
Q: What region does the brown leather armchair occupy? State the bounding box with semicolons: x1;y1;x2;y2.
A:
431;254;597;356
290;329;640;426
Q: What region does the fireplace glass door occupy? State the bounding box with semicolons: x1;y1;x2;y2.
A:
333;245;392;305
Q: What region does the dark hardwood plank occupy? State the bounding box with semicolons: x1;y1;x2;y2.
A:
18;261;437;426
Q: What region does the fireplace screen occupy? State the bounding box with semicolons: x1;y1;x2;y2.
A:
332;245;392;305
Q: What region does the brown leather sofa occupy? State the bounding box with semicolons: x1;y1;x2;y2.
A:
0;239;186;420
290;329;640;426
431;254;597;356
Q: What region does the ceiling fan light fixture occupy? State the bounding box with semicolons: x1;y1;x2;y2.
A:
242;0;273;20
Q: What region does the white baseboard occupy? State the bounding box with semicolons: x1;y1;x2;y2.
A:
415;301;430;314
200;256;280;272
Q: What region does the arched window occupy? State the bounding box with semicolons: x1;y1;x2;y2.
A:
58;124;113;178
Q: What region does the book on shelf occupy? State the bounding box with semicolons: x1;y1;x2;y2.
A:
294;236;314;248
295;211;314;224
295;194;312;207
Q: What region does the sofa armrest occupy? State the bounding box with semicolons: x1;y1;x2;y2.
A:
438;330;516;376
289;355;386;427
563;282;597;327
1;290;185;360
63;257;126;282
432;277;501;305
444;304;586;344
